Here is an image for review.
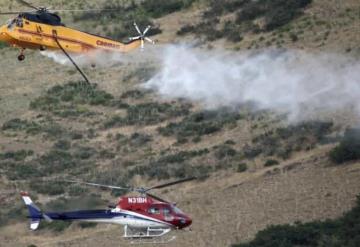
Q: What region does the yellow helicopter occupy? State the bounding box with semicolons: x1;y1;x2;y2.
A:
0;0;155;82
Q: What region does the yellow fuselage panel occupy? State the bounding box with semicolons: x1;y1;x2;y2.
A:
0;18;141;53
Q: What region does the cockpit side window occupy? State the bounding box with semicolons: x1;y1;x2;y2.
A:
163;207;171;216
15;18;23;27
148;207;160;214
7;19;16;29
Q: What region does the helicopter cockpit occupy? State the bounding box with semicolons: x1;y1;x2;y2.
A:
12;12;65;26
6;17;20;29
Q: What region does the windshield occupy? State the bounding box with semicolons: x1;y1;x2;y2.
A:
171;205;184;215
6;19;16;29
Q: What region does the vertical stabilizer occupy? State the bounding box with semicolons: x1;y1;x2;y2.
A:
20;192;43;230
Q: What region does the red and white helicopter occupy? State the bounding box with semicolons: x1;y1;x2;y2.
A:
21;177;195;243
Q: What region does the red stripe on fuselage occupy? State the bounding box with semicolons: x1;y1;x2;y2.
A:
18;29;95;50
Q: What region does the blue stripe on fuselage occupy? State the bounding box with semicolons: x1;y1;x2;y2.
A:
30;210;164;225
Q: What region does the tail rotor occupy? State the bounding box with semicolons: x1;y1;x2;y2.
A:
129;22;155;51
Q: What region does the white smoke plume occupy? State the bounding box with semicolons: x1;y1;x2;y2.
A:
144;45;360;120
40;47;160;68
40;50;128;67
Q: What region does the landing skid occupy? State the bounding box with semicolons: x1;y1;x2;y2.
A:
124;226;176;244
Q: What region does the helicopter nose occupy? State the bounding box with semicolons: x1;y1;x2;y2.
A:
186;217;192;227
180;216;192;228
0;28;8;42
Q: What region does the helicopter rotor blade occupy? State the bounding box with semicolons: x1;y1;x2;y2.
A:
16;0;39;10
141;39;144;50
50;8;122;13
133;22;142;36
145;177;197;192
143;25;151;35
145;37;155;44
0;12;24;15
64;180;132;191
129;36;141;41
146;193;170;204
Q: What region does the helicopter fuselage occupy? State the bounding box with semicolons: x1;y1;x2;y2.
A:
0;13;142;53
22;193;192;231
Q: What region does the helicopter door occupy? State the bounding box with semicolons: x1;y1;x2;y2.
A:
36;25;43;33
162;207;174;222
35;25;44;44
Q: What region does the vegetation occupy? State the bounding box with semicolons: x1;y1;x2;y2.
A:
0;203;28;227
0;41;8;49
105;102;190;128
140;0;195;18
2;118;41;134
2;118;67;139
73;0;195;40
237;163;248;173
264;159;279;167
0;150;33;161
158;110;241;139
30;180;66;196
30;82;113;117
329;128;360;164
178;0;312;42
39;221;72;232
247;121;333;159
214;145;237;160
233;194;360;247
128;149;210;180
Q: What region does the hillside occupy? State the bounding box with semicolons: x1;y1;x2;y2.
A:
0;0;360;247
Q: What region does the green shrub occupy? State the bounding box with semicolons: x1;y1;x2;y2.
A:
233;194;360;247
127;149;209;180
73;146;95;160
237;163;248;172
98;149;116;159
38;149;75;175
30;181;66;195
0;150;33;161
2;118;41;134
129;133;153;147
73;2;165;41
141;0;195;18
39;221;72;232
2;118;69;139
0;41;8;49
54;140;71;150
249;121;333;159
329;128;360;164
68;185;88;196
105;102;190;128
264;159;279;167
236;0;313;31
158;110;241;138
121;90;147;99
6;164;40;180
214;145;237;160
179;0;312;41
30;82;113;118
177;24;196;35
223;21;244;42
158;149;209;164
290;32;299;42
